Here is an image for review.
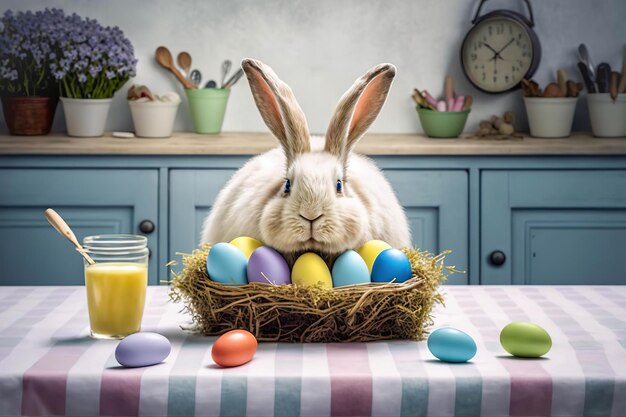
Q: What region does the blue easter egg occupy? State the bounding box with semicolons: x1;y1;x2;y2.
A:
370;248;413;283
332;250;370;287
207;242;248;285
427;327;477;363
115;332;171;368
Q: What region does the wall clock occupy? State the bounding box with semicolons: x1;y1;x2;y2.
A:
461;0;541;93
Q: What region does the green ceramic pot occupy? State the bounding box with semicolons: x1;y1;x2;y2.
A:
185;88;230;134
416;107;470;138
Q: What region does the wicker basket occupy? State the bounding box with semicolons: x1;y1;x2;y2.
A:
169;245;449;343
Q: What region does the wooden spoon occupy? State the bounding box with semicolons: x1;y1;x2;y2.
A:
44;208;95;265
177;51;192;78
155;46;195;89
619;46;626;94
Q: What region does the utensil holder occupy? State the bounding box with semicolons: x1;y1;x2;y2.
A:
185;88;230;134
523;97;578;138
129;100;180;138
416;108;470;138
587;94;626;138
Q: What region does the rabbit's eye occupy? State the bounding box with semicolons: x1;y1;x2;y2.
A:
284;179;291;194
336;179;343;194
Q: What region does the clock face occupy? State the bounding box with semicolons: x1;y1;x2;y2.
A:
462;17;534;92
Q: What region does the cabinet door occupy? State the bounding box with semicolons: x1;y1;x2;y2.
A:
384;170;468;284
169;169;237;262
0;169;158;285
481;170;626;285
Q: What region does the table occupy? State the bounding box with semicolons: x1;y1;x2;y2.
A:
0;286;624;417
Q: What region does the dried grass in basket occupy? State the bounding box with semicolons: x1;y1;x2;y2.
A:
168;245;452;343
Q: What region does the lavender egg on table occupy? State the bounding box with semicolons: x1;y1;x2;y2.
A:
247;246;291;285
115;332;171;368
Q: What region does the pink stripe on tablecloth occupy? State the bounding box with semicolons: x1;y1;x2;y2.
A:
500;359;553;417
327;343;372;417
100;366;146;416
21;345;89;416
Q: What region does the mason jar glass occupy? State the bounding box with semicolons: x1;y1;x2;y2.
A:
82;235;149;339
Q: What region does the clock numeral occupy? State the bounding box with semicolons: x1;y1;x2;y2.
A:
522;52;528;57
505;75;510;83
509;25;513;35
493;76;497;83
488;26;492;36
471;53;478;61
482;72;486;81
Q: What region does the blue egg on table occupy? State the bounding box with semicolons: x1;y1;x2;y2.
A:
115;332;171;368
207;242;248;285
247;246;291;285
427;327;477;363
332;250;370;287
370;248;413;283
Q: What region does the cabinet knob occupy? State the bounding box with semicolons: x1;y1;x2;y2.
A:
489;250;506;266
139;220;155;234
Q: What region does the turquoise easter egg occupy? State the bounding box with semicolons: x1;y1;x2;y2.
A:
500;322;552;358
428;327;477;363
370;248;413;283
332;250;370;287
207;242;248;285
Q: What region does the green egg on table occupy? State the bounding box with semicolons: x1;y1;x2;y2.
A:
500;321;552;358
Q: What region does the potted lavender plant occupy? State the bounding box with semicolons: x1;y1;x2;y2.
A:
0;9;61;135
51;11;136;137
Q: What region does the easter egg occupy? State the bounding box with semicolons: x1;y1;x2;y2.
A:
292;253;333;289
370;248;413;283
427;327;477;363
207;242;248;285
247;246;291;285
500;322;552;358
331;250;370;287
211;329;258;367
357;240;392;274
115;332;171;368
229;236;263;259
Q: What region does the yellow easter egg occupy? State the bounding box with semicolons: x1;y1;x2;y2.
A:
229;236;263;259
292;253;333;289
357;240;392;274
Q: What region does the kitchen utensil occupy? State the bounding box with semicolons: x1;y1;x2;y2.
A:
44;208;95;265
155;46;195;89
177;51;192;78
462;95;473;111
412;89;437;111
444;75;454;109
577;62;597;93
190;69;202;87
596;63;611;93
557;69;568;96
204;80;217;89
578;44;596;82
223;68;244;89
610;71;620;101
619;46;626;94
220;60;232;88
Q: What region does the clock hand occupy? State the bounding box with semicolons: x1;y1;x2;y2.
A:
496;38;516;55
481;42;499;55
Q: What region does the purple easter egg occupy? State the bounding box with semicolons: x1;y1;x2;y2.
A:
115;332;171;368
247;246;291;285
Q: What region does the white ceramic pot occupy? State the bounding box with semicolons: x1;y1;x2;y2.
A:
61;97;112;137
129;100;180;138
523;97;578;138
587;94;626;137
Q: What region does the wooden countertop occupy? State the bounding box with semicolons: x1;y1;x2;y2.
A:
1;132;625;156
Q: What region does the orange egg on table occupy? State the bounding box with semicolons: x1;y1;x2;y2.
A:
211;329;258;367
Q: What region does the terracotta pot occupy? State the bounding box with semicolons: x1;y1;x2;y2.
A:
1;95;58;136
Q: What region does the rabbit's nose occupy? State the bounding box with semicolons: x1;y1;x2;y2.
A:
299;212;323;223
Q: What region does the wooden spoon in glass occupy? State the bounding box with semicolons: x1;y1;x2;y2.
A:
155;46;195;89
177;51;192;79
44;208;95;265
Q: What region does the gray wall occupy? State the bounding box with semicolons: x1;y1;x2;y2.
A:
2;0;625;135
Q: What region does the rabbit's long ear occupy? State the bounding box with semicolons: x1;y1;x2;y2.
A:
242;59;310;166
325;64;396;161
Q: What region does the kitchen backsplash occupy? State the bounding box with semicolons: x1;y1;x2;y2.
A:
1;0;624;134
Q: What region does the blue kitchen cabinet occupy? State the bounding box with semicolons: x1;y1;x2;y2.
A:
481;170;626;285
0;169;159;285
169;168;469;284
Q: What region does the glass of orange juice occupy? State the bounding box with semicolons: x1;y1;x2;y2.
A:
82;235;149;339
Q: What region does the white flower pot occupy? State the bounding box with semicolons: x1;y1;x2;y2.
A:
61;97;112;137
523;97;578;138
587;94;626;137
129;100;180;138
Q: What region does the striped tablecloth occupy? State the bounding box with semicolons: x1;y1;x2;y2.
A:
0;285;624;417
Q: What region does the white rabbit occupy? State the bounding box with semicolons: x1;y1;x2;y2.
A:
201;59;410;265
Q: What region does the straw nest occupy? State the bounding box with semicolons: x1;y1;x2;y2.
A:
168;245;452;343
